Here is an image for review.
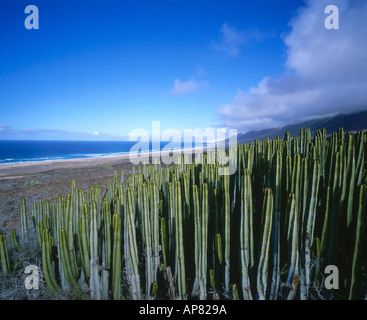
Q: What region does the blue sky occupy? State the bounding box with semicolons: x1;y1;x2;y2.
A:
1;0;366;140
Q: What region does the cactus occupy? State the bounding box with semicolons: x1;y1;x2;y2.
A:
126;187;141;300
191;184;200;297
10;229;21;252
345;132;356;228
320;186;331;258
142;183;154;298
37;221;43;248
168;182;176;270
59;228;83;295
269;151;282;300
199;183;209;300
79;204;90;281
50;203;57;240
256;188;273;300
175;181;187;300
161;217;168;269
313;237;321;287
209;269;215;289
102;198;112;270
42;228;60;294
151;181;160;283
348;184;366;299
112;213;122;300
300;159;320;299
20;197;28;241
0;235;10;275
150;281;158;299
65;194;78;280
239;168;254;300
223;167;231;292
283;193;299;300
89;200;101;300
215;233;223;266
6;126;366;300
231;284;239;300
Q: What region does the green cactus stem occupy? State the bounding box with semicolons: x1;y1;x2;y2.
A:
348;184;366;300
175;181;187;300
20;197;28;242
10;229;21;252
0;235;11;275
59;228;83;295
256;188;273;300
42;228;60;294
240;168;254;300
112;213;122;300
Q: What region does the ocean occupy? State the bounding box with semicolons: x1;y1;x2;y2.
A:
0;140;208;165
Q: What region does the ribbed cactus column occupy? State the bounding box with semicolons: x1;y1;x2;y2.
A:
283;193;299;300
168;182;176;270
56;195;68;290
223;167;231;292
175;181;187;300
256;188;273;300
355;131;365;186
345;133;356;228
161;217;168;269
151;181;160;284
269;151;282;300
37;199;43;230
320;186;331;258
327;152;342;270
59;228;82;295
291;154;301;223
78;204;90;281
239;168;254;300
89;200;101;300
50;203;57;240
102;198;112;270
65;194;78;280
199;183;209;300
126;187;141;300
42;228;60;294
10;229;21;252
300;160;320;300
142;183;154;298
181;171;192;284
20;197;28;242
112;213;122;300
191;184;200;297
348;184;366;299
0;235;10;275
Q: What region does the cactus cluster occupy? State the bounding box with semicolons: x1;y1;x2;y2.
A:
3;127;367;300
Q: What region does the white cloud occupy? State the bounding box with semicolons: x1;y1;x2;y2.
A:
0;124;12;133
170;78;208;96
218;0;367;132
196;66;207;78
212;23;246;56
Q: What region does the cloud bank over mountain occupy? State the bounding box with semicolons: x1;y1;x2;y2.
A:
218;0;367;132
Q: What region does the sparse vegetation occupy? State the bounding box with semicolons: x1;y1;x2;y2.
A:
98;163;113;169
24;178;41;187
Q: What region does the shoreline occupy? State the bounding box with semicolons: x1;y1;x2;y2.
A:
0;146;212;178
0;146;212;233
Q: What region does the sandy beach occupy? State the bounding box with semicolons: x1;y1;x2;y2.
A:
0;148;206;236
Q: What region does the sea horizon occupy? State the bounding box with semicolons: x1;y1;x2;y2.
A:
0;140;210;165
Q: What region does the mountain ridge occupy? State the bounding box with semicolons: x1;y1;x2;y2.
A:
232;110;367;145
